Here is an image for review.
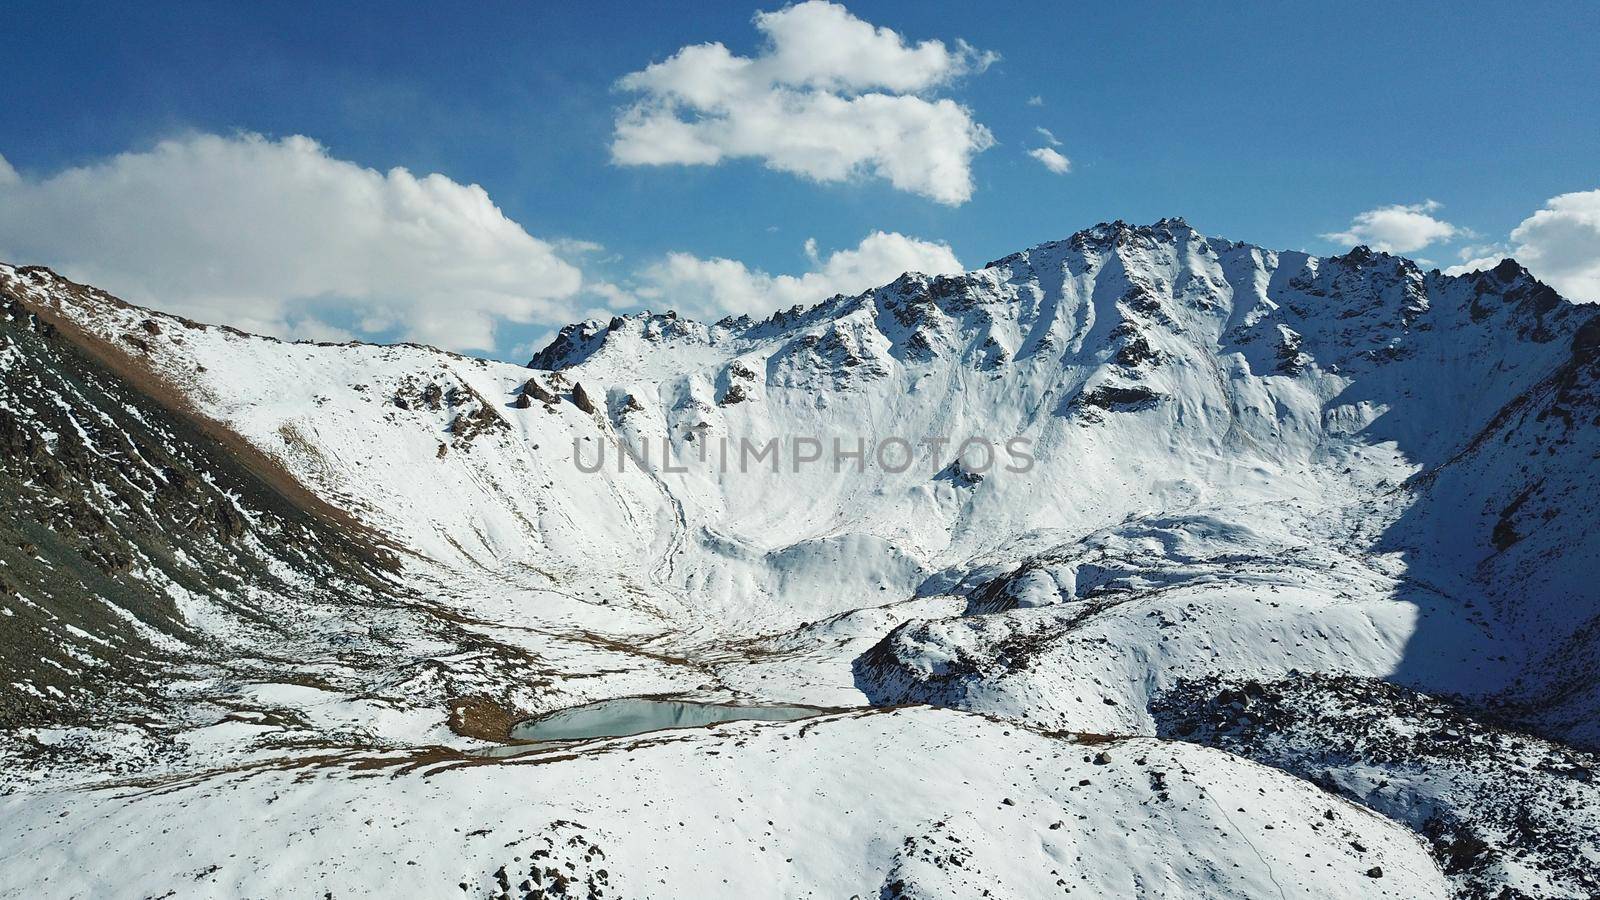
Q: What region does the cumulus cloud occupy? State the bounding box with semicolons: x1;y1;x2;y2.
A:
611;1;996;205
1026;95;1044;107
631;231;964;321
0;134;585;351
1034;127;1062;146
1322;200;1459;254
1028;147;1071;175
1446;189;1600;302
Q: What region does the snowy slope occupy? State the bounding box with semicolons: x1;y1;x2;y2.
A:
1154;673;1600;900
0;709;1452;899
2;216;1598;898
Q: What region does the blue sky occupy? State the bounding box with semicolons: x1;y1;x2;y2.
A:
3;1;1598;356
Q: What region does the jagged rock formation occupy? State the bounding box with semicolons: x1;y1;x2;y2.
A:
570;381;598;415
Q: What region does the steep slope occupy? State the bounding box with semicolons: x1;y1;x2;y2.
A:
847;260;1600;738
1389;296;1600;745
1154;673;1600;900
2;217;1597;898
9;218;1598;744
0;267;701;784
0;279;400;732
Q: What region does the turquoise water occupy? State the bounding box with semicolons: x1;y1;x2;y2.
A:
509;698;830;742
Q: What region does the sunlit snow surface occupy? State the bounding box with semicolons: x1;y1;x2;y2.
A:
2;219;1598;897
3;710;1451;898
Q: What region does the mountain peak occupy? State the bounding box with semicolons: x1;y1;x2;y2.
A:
1489;256;1531;283
8;219;1600;900
527;220;1587;373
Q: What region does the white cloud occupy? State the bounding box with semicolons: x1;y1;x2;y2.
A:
0;134;585;351
0;154;18;187
1026;95;1044;107
633;231;963;321
584;281;636;307
749;1;997;93
1027;147;1071;175
1322;200;1458;254
1034;127;1061;146
1455;244;1505;262
611;1;996;205
291;318;358;343
1445;189;1600;302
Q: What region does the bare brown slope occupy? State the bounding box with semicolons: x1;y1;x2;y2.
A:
0;265;402;568
0;276;414;727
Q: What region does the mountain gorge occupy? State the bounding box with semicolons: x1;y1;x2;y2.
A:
1;218;1597;898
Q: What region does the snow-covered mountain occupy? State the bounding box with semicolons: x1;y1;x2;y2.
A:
2;218;1597;898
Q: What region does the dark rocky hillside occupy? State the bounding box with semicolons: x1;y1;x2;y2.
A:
0;281;398;729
